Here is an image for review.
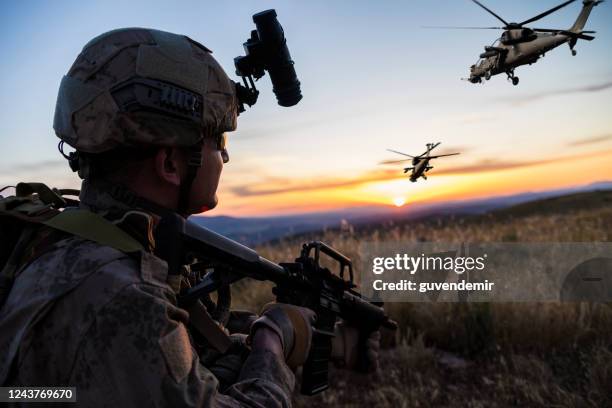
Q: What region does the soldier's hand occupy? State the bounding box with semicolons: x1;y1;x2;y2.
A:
331;321;381;373
249;303;316;369
205;333;250;391
226;310;258;335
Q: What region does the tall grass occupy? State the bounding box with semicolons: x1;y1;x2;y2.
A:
233;205;612;406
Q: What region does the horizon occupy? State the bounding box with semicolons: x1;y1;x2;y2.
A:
194;179;612;220
1;0;611;217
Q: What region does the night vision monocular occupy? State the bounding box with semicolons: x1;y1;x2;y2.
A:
234;9;302;112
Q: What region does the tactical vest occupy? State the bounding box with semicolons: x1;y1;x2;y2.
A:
0;183;145;307
0;182;231;374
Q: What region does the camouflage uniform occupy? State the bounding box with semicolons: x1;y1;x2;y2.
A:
0;26;300;407
0;178;295;407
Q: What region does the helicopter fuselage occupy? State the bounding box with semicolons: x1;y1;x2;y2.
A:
391;142;456;182
470;31;570;82
406;157;432;182
463;0;601;85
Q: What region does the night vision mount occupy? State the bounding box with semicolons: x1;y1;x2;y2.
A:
234;9;302;112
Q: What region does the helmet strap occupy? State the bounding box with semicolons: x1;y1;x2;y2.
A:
178;144;203;215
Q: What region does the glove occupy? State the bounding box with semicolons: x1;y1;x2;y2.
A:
331;321;381;372
249;303;316;369
201;334;250;391
225;310;258;335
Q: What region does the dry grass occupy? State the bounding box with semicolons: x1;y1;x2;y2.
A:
232;202;612;407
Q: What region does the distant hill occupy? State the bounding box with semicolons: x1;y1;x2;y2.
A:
191;181;612;244
492;189;612;218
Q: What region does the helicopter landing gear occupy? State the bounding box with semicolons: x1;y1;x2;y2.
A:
569;39;578;56
506;70;519;86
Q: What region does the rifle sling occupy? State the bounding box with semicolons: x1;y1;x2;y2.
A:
185;301;231;354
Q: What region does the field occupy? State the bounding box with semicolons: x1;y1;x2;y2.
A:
232;190;612;407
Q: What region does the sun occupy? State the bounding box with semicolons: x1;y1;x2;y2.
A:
392;197;406;207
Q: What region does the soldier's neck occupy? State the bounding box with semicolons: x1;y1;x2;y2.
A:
79;178;178;219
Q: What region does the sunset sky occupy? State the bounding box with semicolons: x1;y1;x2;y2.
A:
1;0;611;217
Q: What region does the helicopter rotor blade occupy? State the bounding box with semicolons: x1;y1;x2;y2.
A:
379;159;413;165
471;0;509;26
428;153;461;159
519;0;576;26
386;149;416;158
421;25;503;29
531;28;565;32
420;142;441;157
532;28;596;33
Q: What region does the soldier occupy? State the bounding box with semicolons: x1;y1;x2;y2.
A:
0;28;379;406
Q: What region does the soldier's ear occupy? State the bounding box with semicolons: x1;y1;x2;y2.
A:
154;147;182;187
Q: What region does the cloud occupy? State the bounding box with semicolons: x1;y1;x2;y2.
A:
231;148;612;197
232;157;552;197
568;134;612;147
231;169;398;197
0;159;66;175
505;80;612;106
449;113;496;125
436;148;612;176
433;158;559;175
0;159;79;192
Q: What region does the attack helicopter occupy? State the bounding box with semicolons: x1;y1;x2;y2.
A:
428;0;602;85
385;143;460;182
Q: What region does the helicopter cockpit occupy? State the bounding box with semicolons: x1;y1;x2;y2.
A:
500;28;537;45
469;38;502;82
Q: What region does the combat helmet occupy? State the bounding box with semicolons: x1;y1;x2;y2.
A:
53;28;238;212
54;28;237;155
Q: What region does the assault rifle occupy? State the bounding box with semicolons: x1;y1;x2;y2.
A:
155;213;396;395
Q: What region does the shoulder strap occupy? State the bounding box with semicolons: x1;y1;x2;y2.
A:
2;183;143;254
43;209;144;253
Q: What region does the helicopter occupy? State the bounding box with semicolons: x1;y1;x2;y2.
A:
429;0;602;85
385;143;460;182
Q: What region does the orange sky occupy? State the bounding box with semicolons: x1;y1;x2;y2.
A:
212;146;612;217
1;0;611;219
